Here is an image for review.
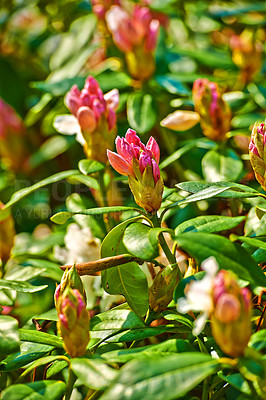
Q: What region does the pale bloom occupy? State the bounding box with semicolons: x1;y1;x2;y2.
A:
177;257;218;335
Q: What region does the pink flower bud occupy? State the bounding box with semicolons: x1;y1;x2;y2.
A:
193;78;231;141
62;76;119;163
106;4;161;80
211;270;252;357
249;122;266;191
57;287;90;358
107;129;163;213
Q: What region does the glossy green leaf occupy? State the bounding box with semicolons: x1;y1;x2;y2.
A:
91;307;145;332
176;181;260;199
101;219;149;317
0;170;79;211
100;353;219;400
175;232;266;286
0;342;54;371
100;338;193;363
71;358;118;390
23;259;63;282
66;173;99;190
1;380;66;400
0;316;20;355
0;280;47;293
223;91;248;110
33;308;58;322
127;92;156;134
249;329;266;351
161;311;194;329
233;235;266;251
156;75;190;95
19;355;69;380
175;215;245;235
51;206;145;225
78;159;105;175
19;329;63;348
177;186;231;206
202;149;243;182
123;223;172;260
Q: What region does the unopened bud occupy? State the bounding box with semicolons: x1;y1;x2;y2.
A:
161;110;200;131
149;264;179;313
55;266;86;309
211;270;252;357
0;203;15;266
57;288;90;358
249;122;266;191
193;78;231;141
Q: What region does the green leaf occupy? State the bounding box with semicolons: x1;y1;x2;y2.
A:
33;308;58;322
0;280;47;293
0;170;79;211
175;215;245;235
24;259;63;282
233;236;266;251
202;149;243;182
175;233;266;287
90;307;145;333
1;380;66;400
51;206;144;225
176;181;260;199
0;316;20;355
161;311;194;329
0;342;54;371
249;329;266;351
100;338;193;363
71;358;117;390
19;355;69;380
177;186;231;206
66;173;99;190
123;223;172;260
127;92;156;134
19;330;63;348
155;75;190;95
101;219;149;317
78;159;105;175
223;91;248;110
100;353;219;400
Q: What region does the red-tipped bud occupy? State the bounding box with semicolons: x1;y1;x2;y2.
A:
249;122;266;191
192;78;231;141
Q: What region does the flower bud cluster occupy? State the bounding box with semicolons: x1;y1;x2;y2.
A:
192;78;231;141
106;4;160;80
55;266;90;358
107;129;163;213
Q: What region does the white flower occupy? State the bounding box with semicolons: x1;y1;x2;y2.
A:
177;257;219;336
53;115;85;146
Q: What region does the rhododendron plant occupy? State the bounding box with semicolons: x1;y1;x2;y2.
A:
249;122;266;191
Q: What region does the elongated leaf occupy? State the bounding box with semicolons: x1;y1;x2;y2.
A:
0;342;54;371
66;173;99;190
0;279;47;293
123;223;172;260
1;170;79;211
233;236;266;251
175;232;266;287
100;353;219;400
91;325;189;343
101;338;193;363
91;307;145;332
79;159;105;175
51;206;145;225
0;316;20;355
33;308;58;322
24;259;63;282
175;215;245;235
101;219;149;317
176;181;260;199
20;355;69;379
127;92;156;134
177;186;231;206
1;380;66;400
19;329;63;348
71;358;118;390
